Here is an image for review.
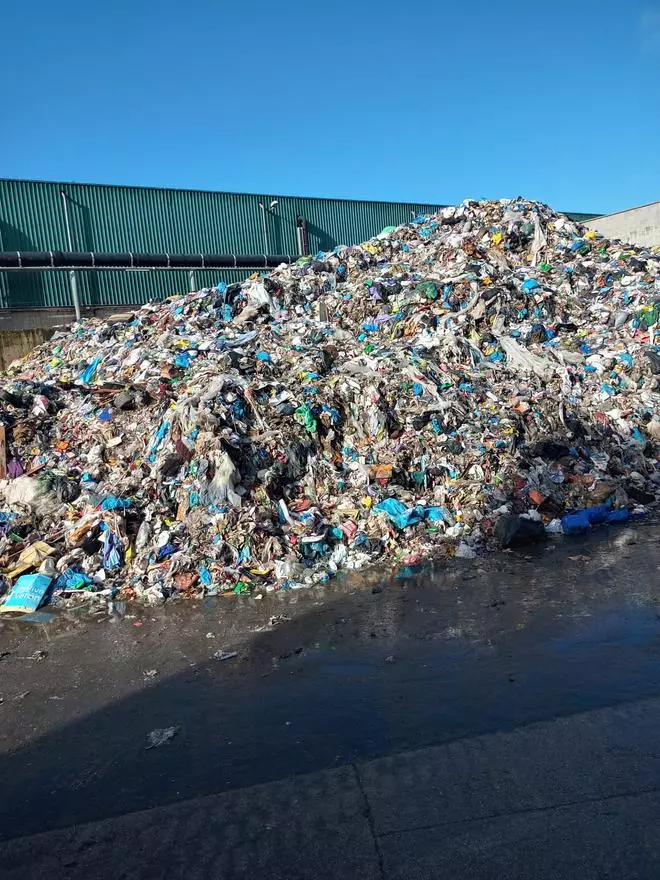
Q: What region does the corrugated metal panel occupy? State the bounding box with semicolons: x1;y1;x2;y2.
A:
564;212;602;222
0;178;596;310
0;180;72;309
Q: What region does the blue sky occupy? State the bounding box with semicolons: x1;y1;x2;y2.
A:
1;0;659;214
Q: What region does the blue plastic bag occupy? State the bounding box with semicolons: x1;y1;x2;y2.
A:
53;568;95;591
373;499;423;529
80;357;102;384
426;507;446;522
100;496;132;511
373;500;445;530
102;531;123;570
149;421;170;461
561;502;628;535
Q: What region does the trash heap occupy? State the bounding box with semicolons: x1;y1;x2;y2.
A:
0;198;658;610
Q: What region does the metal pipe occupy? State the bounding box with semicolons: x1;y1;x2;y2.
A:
60;191;82;322
0;251;296;270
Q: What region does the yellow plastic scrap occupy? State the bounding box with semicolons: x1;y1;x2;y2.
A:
491;232;503;246
6;541;56;580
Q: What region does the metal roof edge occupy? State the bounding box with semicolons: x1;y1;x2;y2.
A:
0;178;447;210
0;178;601;220
584;201;660;221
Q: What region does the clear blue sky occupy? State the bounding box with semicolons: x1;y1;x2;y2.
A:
2;0;659;213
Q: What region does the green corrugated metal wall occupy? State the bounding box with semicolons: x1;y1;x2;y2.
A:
0;179;447;310
0;179;599;310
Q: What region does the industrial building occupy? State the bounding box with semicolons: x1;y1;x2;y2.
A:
0;179;450;316
585;201;660;248
0;178;598;321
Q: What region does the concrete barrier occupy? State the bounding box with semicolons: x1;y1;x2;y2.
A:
0;304;143;374
0;328;55;372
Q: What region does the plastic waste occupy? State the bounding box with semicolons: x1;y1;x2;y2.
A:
0;197;655;608
0;573;52;613
561;504;630;535
494;515;547;548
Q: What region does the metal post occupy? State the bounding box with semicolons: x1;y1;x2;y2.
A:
296;215;309;256
189;270;196;292
60;191;82;322
258;203;269;254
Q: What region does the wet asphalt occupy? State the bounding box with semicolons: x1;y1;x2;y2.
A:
0;522;660;877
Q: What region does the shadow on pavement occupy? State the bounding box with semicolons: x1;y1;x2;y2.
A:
1;525;660;841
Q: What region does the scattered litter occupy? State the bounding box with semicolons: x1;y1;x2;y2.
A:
19;610;57;625
614;529;639;548
212;650;238;661
0;198;656;609
455;542;477;559
143;668;158;679
18;650;47;661
145;726;179;748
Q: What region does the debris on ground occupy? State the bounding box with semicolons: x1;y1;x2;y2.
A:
212;650;238;661
614;529;639;548
18;650;47;662
145;726;179;749
0;198;657;611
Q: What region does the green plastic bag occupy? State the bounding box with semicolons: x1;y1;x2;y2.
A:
416;281;438;300
295;403;317;434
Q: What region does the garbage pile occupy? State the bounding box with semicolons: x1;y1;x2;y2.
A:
0;198;658;611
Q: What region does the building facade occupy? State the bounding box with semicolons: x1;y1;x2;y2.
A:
0;178;599;313
585;202;660;248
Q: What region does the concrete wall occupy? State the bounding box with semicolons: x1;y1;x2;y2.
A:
0;304;138;333
0;304;138;372
0;327;54;372
585;202;660;248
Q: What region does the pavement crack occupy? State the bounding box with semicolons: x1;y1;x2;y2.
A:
376;783;660;839
352;763;386;880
